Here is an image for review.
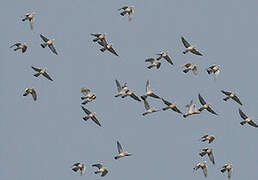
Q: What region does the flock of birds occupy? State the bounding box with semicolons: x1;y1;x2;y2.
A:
11;5;257;180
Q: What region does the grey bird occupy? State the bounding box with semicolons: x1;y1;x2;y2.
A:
220;164;232;179
71;162;85;176
123;89;141;102
198;94;217;115
23;88;37;101
22;12;35;30
181;36;203;56
98;38;118;56
156;51;174;65
161;98;182;114
199;148;215;165
239;108;258;128
115;80;128;97
81;106;101;127
145;58;161;69
183;100;200;118
118;6;134;21
193;161;207;177
92;164;108;177
142;98;159;116
91;33;106;42
10;43;27;53
81;88;96;105
141;80;160;100
201;134;215;144
114;141;132;160
221;90;242;105
181;63;198;76
40;34;58;55
31;66;53;81
207;65;220;80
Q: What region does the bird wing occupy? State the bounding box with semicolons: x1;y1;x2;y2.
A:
10;43;21;48
228;168;232;179
144;99;150;110
101;169;108;177
248;120;258;128
49;44;58;55
150;92;160;99
31;89;37;101
181;63;191;68
207;106;217;115
117;141;123;153
146;80;150;92
81;165;85;176
91;115;102;127
31;66;41;72
118;6;128;10
202;165;207;177
128;11;133;21
108;46;119;56
232;95;242;105
29;16;34;30
81;106;91;115
193;66;198;76
115;80;122;92
40;34;49;42
164;55;173;65
129;91;141;101
43;72;53;81
239;108;248;120
162;98;171;106
91;33;101;37
172;106;182;114
214;69;220;80
208;151;215;164
92;164;103;169
181;36;191;48
221;90;232;96
198;94;207;105
145;58;155;62
191;48;203;56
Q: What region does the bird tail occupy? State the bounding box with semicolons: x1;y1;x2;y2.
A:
72;167;79;172
41;43;47;48
34;73;41;77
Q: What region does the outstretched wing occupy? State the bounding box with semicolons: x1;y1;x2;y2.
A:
143;99;150;110
43;72;53;81
91;115;101;127
221;90;232;96
164;55;174;65
31;66;41;72
108;46;119;56
115;80;122;92
181;36;191;48
49;44;58;55
198;94;207;105
81;106;91;115
162;98;172;106
92;164;103;169
40;34;49;42
117;141;123;153
239;108;248;120
191;48;203;56
146;80;150;92
232;95;242;105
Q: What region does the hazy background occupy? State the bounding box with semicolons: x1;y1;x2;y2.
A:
1;0;258;179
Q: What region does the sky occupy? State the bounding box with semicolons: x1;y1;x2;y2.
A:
1;0;258;179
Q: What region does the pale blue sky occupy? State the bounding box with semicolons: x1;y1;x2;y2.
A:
1;0;258;179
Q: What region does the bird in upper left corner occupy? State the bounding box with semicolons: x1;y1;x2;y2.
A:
118;6;134;21
10;43;27;53
22;12;35;30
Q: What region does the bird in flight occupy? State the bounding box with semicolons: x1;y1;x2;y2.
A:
91;33;106;43
23;88;37;101
198;94;217;115
118;6;134;21
183;100;200;118
114;141;132;160
221;90;242;105
10;43;27;53
31;66;53;81
22;12;35;30
181;63;198;76
220;164;232;179
81;106;101;127
71;162;85;176
142;98;159;116
201;134;215;144
239;108;258;128
81;88;96;105
156;51;174;65
193;161;207;177
181;36;203;56
161;98;182;114
207;64;220;80
40;34;58;55
98;38;118;56
92;164;108;177
141;80;160;100
145;58;161;69
199;148;215;165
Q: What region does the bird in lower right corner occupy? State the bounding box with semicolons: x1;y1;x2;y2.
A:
193;161;207;177
71;162;85;176
221;90;242;105
199;148;215;165
220;164;232;179
239;108;258;128
92;164;108;177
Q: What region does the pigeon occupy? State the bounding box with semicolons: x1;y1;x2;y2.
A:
201;134;215;144
10;43;27;53
118;6;134;21
81;106;101;127
142;98;159;116
31;66;53;81
22;12;35;30
141;80;160;100
145;58;161;69
71;162;85;176
221;90;242;105
40;34;58;55
161;98;182;114
239;108;258;128
156;51;174;65
207;65;220;80
91;33;106;42
181;36;203;56
181;63;198;76
122;89;141;102
92;164;108;177
193;161;207;177
81;88;96;105
23;88;37;101
115;80;128;97
199;148;215;164
114;141;132;159
198;94;217;115
183;100;200;118
220;164;232;179
98;38;118;56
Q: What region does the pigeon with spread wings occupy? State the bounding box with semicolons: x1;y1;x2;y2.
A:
199;148;215;165
40;34;58;55
198;94;217;115
220;164;232;179
71;162;85;176
201;134;215;144
10;43;27;53
118;6;134;21
31;66;53;81
161;98;182;114
114;141;132;159
81;88;96;105
22;12;35;30
145;58;161;69
239;108;258;128
141;80;160;100
221;90;242;105
98;38;118;56
92;164;108;177
81;106;101;127
181;63;198;76
181;36;203;56
142;98;159;116
193;161;207;177
23;88;37;101
156;51;174;65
